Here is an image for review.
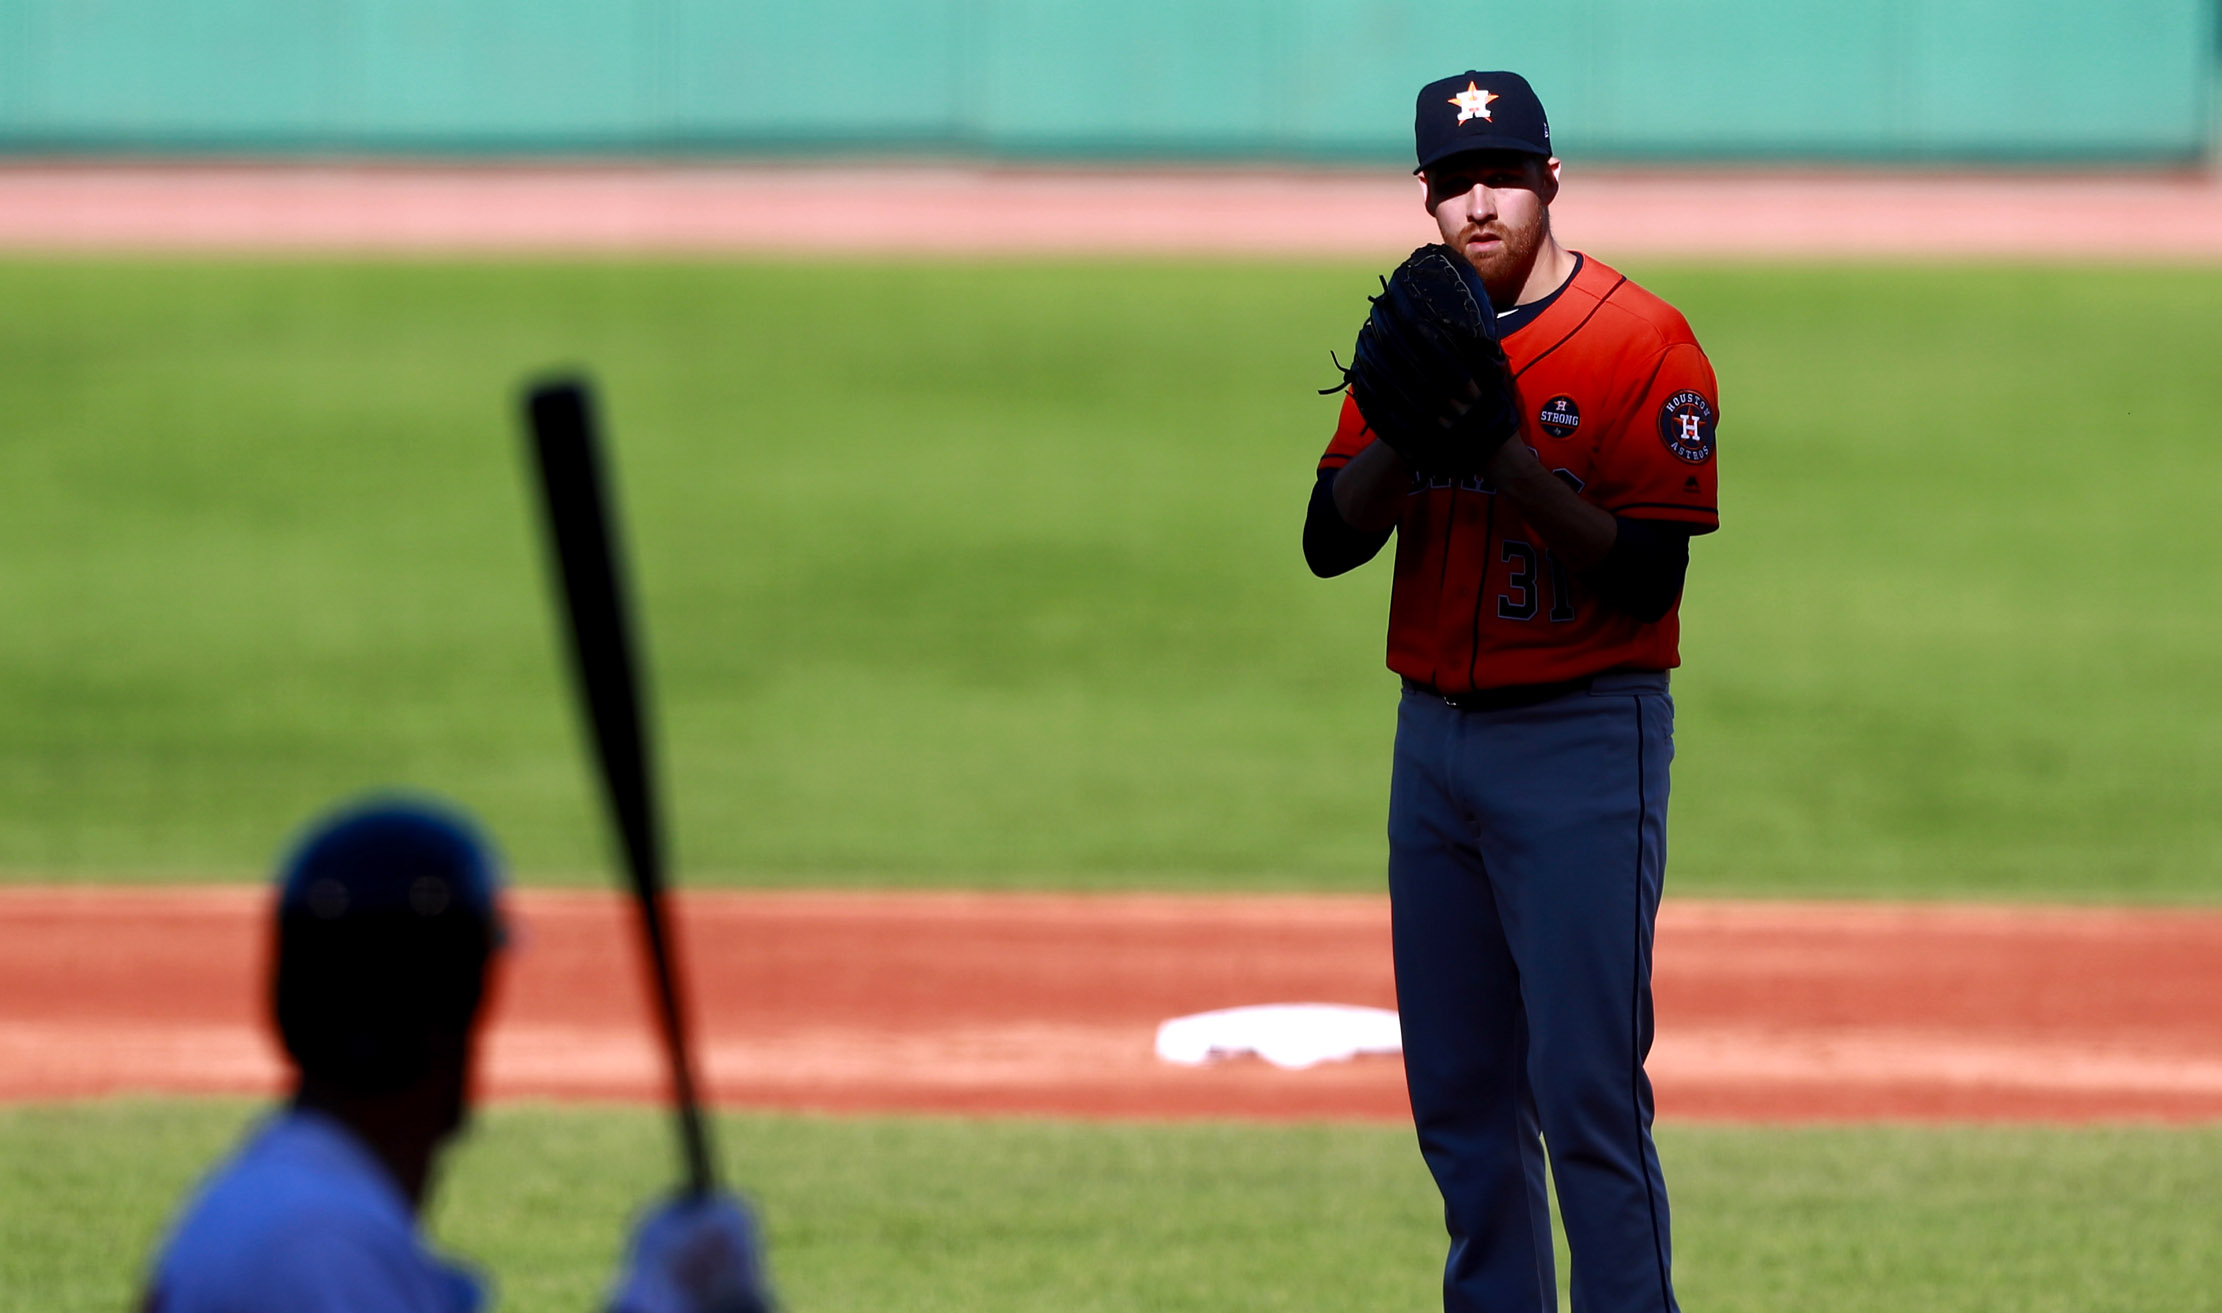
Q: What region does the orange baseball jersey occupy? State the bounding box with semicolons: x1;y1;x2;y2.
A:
1317;254;1720;692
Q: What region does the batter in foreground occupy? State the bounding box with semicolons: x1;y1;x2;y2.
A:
139;799;771;1313
1304;71;1719;1313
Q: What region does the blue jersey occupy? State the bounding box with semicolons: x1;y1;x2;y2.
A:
143;1109;484;1313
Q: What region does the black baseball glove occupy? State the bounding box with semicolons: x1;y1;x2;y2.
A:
1331;244;1522;477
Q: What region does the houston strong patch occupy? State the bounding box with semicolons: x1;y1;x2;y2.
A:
1537;395;1581;440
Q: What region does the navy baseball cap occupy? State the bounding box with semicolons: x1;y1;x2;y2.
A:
1414;70;1551;173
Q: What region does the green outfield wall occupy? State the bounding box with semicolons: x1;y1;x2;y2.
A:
0;0;2213;161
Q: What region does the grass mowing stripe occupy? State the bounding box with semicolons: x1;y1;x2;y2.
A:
1;261;2217;897
5;1098;2221;1312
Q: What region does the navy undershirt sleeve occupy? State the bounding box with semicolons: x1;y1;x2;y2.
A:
1584;517;1692;622
1303;468;1394;578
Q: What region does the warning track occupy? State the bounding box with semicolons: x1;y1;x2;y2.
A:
2;164;2219;259
5;888;2219;1123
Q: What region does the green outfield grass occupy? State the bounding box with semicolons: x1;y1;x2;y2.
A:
5;1098;2220;1312
2;260;2216;897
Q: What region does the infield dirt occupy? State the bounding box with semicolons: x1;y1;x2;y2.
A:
6;889;2219;1124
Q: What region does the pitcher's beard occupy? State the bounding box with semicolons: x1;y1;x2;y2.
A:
1458;212;1547;306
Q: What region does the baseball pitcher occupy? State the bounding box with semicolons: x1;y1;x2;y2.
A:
1305;70;1719;1313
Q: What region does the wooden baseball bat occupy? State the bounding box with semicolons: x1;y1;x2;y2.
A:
522;374;715;1197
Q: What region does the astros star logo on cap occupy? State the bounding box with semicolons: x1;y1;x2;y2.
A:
1448;82;1497;124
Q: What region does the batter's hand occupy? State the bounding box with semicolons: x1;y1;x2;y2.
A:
609;1192;775;1313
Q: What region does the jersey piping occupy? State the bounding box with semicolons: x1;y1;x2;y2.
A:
1513;272;1630;380
1462;490;1502;692
1462;263;1626;690
1492;253;1583;337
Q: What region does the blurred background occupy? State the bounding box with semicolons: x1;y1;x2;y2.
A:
0;0;2214;161
1;0;2217;893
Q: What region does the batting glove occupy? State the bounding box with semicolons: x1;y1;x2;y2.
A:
608;1191;774;1313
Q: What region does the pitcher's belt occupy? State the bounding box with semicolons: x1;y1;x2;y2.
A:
1402;670;1666;712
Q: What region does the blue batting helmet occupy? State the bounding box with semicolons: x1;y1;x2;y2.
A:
272;797;506;1092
